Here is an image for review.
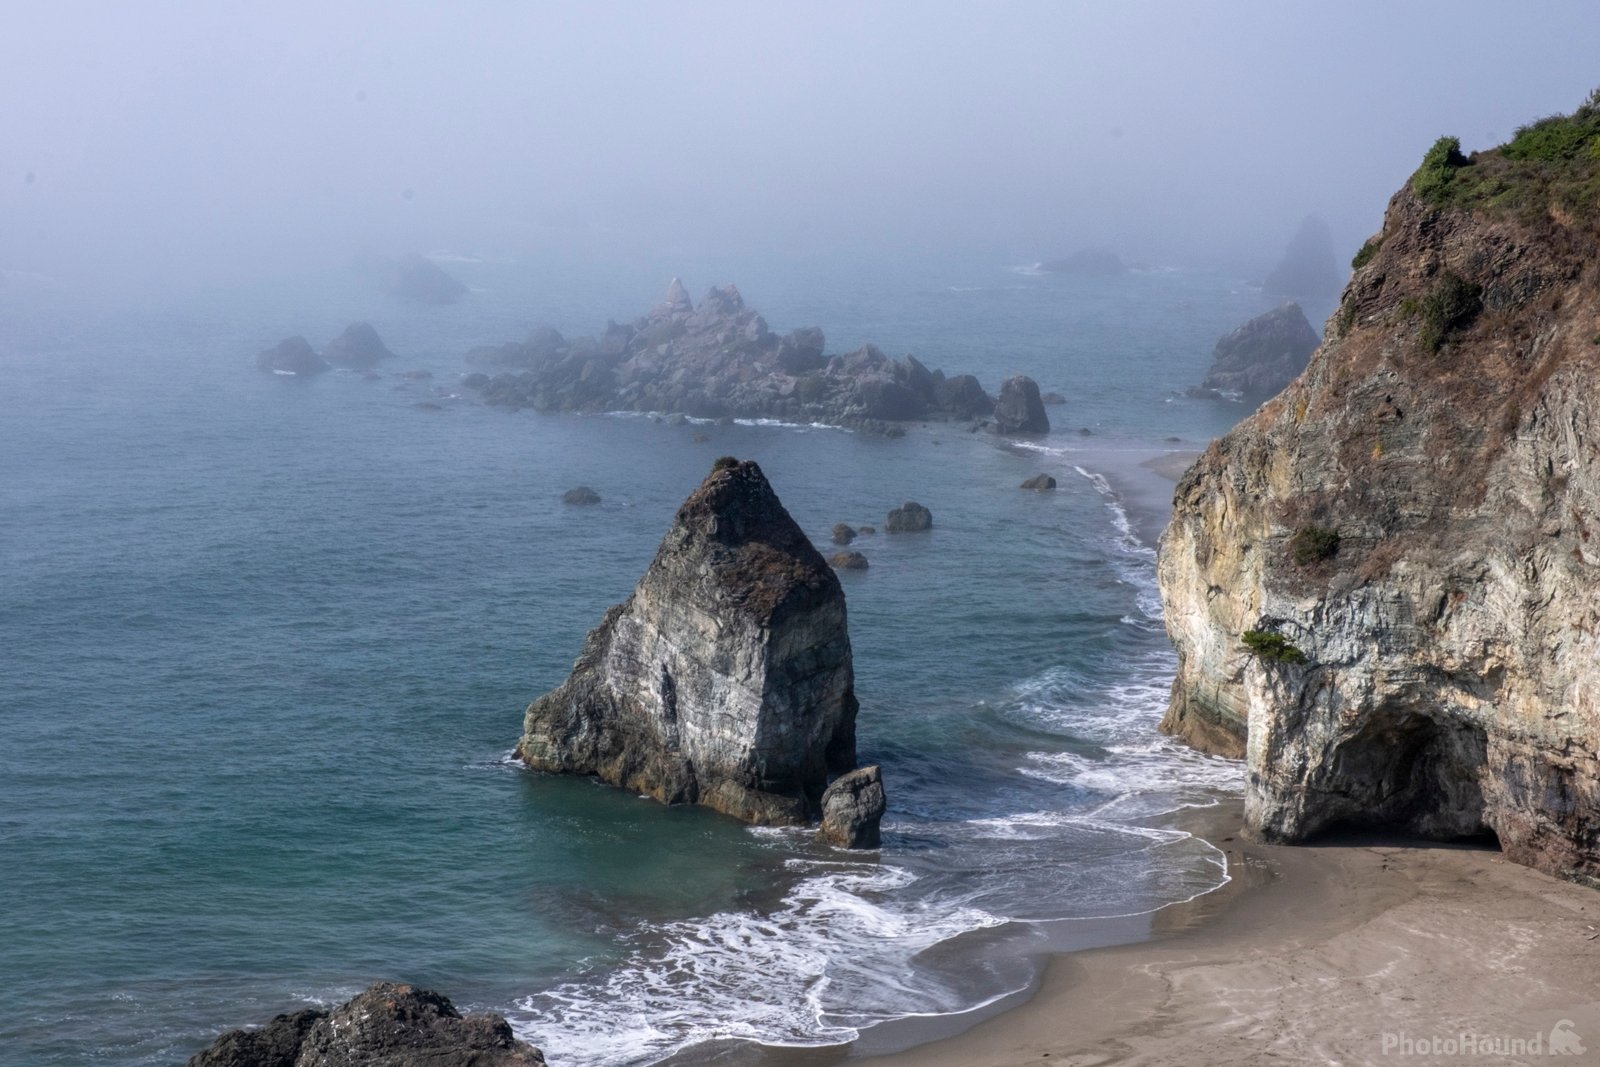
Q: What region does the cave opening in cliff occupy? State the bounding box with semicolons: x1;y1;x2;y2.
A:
1319;709;1496;845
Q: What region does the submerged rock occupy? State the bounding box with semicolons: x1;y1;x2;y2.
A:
186;982;545;1067
255;336;329;376
321;322;395;369
1159;104;1600;882
818;764;886;848
829;551;869;571
562;486;601;506
885;502;932;533
1195;302;1320;402
992;375;1050;435
518;459;859;825
1021;474;1057;490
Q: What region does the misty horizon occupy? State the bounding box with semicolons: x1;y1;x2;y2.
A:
4;1;1599;298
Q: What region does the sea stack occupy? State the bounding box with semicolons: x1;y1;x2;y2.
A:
992;375;1050;434
1191;301;1320;402
518;458;863;828
1157;99;1600;882
321;321;396;369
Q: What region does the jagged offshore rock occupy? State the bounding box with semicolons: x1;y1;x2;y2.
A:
992;375;1050;434
378;252;468;305
885;501;932;533
1262;213;1342;298
255;336;329;376
321;321;395;369
517;459;860;826
462;280;1003;431
1190;301;1320;402
186;982;545;1067
1159;104;1600;881
819;764;886;848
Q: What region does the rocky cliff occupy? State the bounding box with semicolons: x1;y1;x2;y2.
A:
463;280;1019;432
518;458;862;827
1159;98;1600;883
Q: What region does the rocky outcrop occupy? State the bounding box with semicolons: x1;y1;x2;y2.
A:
1158;106;1600;883
819;765;886;848
1263;214;1342;299
462;280;1001;431
562;487;600;506
1190;302;1320;402
379;253;468;305
186;983;544;1066
885;502;932;533
518;459;860;825
992;375;1050;434
1021;474;1057;490
831;523;857;545
256;337;329;376
321;322;395;369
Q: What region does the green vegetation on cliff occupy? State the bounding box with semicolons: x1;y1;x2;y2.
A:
1241;630;1307;665
1412;89;1600;224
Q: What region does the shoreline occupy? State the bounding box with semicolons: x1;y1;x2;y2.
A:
839;809;1600;1066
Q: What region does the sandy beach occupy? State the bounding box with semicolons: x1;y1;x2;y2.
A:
850;802;1600;1066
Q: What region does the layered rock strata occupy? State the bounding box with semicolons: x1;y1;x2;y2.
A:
1159;107;1600;882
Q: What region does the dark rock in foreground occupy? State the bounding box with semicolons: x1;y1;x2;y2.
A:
518;459;860;826
322;322;395;369
992;375;1050;434
818;764;885;848
1021;474;1057;490
186;982;545;1067
562;486;600;506
256;337;329;376
829;551;868;571
885;502;932;533
1192;302;1320;403
462;279;1004;432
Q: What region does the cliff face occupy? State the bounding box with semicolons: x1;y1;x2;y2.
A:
518;459;859;826
1159;123;1600;882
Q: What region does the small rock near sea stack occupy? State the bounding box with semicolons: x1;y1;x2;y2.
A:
885;501;932;533
518;458;859;826
829;551;869;571
185;982;545;1067
321;321;396;369
256;336;329;376
857;525;875;535
992;375;1050;435
832;523;857;545
1041;391;1067;405
562;486;601;505
819;765;886;848
1021;474;1057;490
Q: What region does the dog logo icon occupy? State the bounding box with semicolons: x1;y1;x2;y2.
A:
1550;1020;1586;1056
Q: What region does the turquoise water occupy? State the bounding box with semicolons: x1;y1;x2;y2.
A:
1;258;1321;1066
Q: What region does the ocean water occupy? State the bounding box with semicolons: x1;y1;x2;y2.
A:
0;256;1325;1066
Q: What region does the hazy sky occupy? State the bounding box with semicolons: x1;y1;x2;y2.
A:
4;1;1598;290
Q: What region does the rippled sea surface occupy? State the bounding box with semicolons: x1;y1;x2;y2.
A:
1;256;1327;1065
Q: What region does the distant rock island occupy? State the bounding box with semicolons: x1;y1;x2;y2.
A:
1262;214;1342;298
1037;248;1125;275
186;982;545;1066
1188;301;1320;402
256;323;397;376
365;252;468;305
1159;95;1600;882
462;280;1046;435
518;458;883;844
